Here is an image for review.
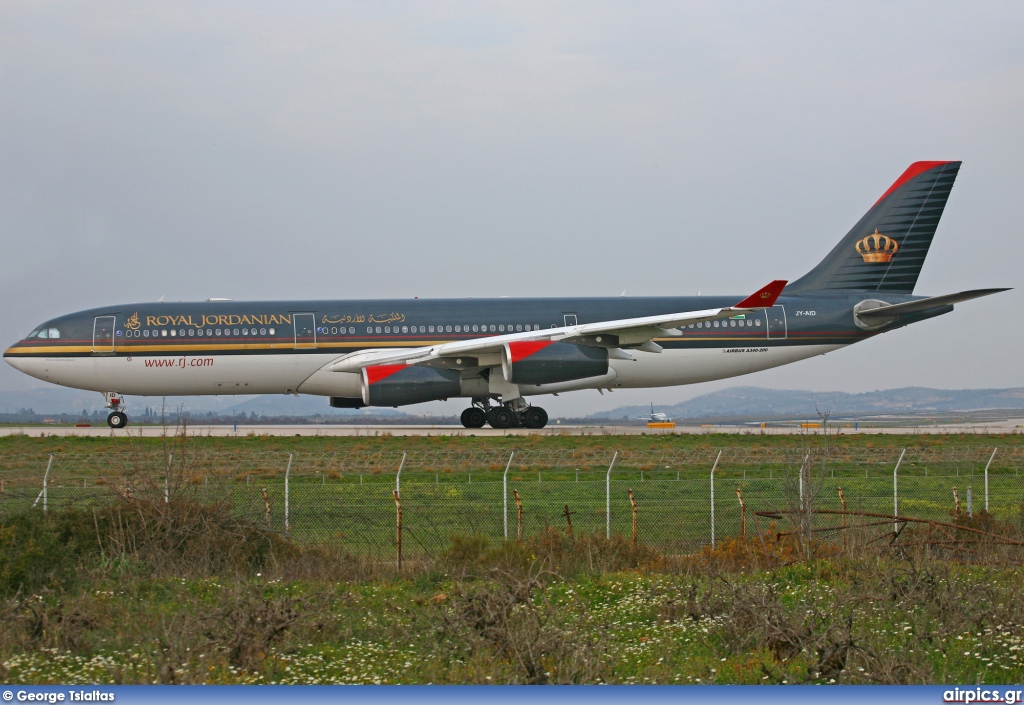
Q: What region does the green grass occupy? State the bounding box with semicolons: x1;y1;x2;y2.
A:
2;560;1023;684
3;433;1023;556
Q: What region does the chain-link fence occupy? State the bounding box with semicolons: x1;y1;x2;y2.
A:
2;446;1023;556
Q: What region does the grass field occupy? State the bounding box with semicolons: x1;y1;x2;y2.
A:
1;501;1022;685
2;432;1023;556
2;431;1023;684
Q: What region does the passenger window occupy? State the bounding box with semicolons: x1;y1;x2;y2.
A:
232;328;239;336
260;328;267;335
498;325;505;332
516;324;522;332
269;328;275;335
214;329;221;336
349;327;355;334
375;327;381;334
402;326;408;333
188;329;195;336
755;320;762;326
143;330;150;337
454;325;461;333
446;325;453;333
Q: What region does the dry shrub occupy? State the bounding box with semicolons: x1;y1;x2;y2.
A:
435;566;607;683
441;530;665;578
97;496;295;577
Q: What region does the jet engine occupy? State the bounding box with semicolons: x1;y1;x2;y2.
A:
361;364;461;406
501;341;608;385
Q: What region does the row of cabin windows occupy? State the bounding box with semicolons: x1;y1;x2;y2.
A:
121;327;279;338
355;324;542;335
686;319;762;329
119;323;544;339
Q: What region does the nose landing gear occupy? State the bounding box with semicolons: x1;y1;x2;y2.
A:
103;392;129;429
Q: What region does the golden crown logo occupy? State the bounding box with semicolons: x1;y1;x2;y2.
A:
856;229;898;263
124;312;141;330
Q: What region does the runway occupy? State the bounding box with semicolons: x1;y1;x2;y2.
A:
3;420;1023;437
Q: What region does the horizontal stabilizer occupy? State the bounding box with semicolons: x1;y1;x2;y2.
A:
857;288;1011;318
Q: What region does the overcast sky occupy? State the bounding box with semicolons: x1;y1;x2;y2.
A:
2;1;1023;417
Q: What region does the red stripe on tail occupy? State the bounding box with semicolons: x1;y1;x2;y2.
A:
872;161;955;207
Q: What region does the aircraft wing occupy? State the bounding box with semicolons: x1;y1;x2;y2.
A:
332;280;786;373
856;288;1010;319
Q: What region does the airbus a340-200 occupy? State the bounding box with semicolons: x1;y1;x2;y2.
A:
4;161;1007;429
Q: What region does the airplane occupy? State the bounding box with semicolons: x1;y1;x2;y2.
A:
4;161;1009;430
638;403;672;423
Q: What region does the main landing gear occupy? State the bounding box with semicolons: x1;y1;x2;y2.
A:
103;392;128;429
460;401;548;429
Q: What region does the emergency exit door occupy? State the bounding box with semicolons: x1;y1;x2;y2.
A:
92;316;116;354
293;313;317;349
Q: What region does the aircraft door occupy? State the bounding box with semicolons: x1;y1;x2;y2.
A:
293;313;317;349
92;316;116;353
767;305;787;339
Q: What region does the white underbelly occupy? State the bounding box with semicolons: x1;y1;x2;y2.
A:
608;344;844;388
14;353;337;396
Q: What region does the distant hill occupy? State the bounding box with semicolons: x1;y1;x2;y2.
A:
592;386;1024;421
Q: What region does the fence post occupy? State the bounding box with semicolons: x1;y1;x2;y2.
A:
838;487;847;551
735;487;745;538
394;489;403;571
893;448;905;532
952;486;960;515
165;453;173;504
43;455;53;513
967;486;973;518
628;489;638;546
984;447;997;512
799;451;808;509
503;451;515;540
606;451;618;540
396;452;406;498
710;450;721;548
261;487;271;527
513;488;523;543
284;453;293;533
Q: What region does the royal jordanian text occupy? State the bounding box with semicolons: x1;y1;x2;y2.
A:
144;313;292;328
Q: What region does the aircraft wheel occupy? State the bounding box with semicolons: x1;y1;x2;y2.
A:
487;407;514;429
522;406;548;429
460;407;486;428
107;411;128;429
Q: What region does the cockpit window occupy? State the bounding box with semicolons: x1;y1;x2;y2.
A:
37;329;49;339
26;329;40;339
48;328;60;339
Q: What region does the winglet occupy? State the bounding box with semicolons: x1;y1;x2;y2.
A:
733;280;787;309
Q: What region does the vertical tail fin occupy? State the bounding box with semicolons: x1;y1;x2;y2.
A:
787;161;961;293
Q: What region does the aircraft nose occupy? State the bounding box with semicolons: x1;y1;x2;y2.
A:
4;345;43;379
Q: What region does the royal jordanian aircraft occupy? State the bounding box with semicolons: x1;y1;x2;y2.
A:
4;161;1008;429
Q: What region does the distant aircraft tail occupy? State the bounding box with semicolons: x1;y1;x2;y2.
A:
787;161;961;294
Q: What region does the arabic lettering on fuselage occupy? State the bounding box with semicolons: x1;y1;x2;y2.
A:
322;314;365;324
367;313;406;324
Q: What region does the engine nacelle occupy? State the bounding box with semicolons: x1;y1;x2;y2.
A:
361;364;461;406
502;341;608;385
